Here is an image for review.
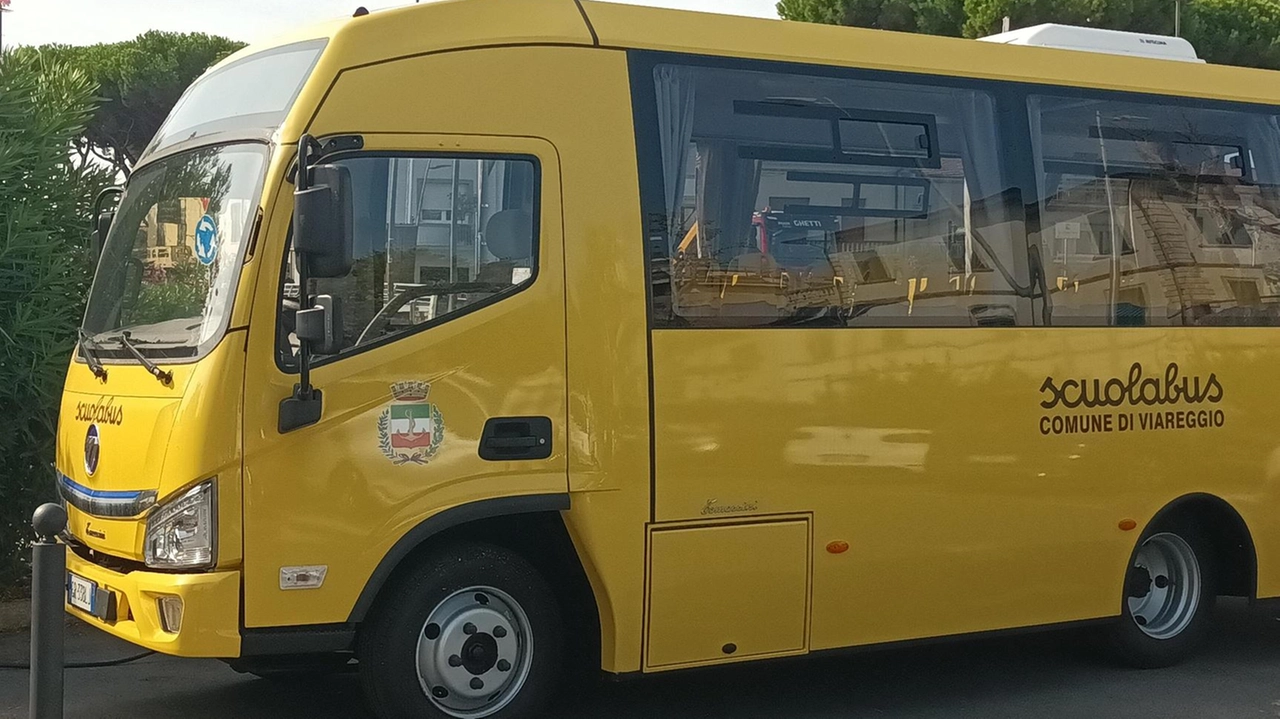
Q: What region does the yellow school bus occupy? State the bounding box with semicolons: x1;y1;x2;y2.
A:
56;1;1280;716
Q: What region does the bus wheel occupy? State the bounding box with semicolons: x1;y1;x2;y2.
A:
1108;527;1214;668
358;542;563;719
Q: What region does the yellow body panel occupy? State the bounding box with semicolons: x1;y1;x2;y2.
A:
288;44;653;671
646;518;811;669
53;0;1280;678
57;336;246;565
650;328;1280;648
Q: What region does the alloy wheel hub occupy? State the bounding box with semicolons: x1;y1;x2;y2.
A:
416;587;532;718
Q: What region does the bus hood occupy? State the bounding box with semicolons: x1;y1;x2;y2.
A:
54;339;245;562
56;387;176;558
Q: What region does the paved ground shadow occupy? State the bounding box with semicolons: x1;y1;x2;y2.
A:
2;598;1278;719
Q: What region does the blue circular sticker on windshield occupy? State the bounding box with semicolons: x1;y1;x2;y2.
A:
194;214;218;265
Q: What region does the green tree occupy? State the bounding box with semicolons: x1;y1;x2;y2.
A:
776;0;1179;37
961;0;1280;62
128;259;214;327
0;49;113;597
779;0;1280;70
1183;0;1280;69
17;31;245;177
963;0;1176;38
778;0;967;35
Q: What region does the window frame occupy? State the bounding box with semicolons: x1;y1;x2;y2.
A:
273;150;543;373
630;49;1280;330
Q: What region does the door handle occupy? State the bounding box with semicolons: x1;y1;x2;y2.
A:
479;416;552;461
485;436;540;450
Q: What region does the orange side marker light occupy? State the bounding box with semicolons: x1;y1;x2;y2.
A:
826;540;850;554
1118;519;1137;531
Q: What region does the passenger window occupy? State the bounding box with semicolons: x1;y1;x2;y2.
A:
279;155;538;362
646;63;1029;328
1029;95;1280;326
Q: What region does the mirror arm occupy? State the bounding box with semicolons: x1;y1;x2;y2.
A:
295;135;317;401
279;134;325;433
88;186;125;264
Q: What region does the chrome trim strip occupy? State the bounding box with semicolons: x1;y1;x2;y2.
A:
57;473;157;519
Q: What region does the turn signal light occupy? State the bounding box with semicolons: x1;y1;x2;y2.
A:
157;596;184;634
826;540;850;554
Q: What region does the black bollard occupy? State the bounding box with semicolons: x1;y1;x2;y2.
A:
30;503;67;719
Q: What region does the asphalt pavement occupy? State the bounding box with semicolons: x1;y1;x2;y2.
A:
2;598;1280;718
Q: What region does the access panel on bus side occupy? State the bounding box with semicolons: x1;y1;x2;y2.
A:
645;517;811;669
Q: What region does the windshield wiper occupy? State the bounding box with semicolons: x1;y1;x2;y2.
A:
76;329;108;381
114;331;173;386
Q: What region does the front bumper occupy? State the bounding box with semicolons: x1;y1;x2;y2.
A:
65;547;241;657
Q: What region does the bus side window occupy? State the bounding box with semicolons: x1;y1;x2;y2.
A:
1029;95;1280;327
645;63;1029;329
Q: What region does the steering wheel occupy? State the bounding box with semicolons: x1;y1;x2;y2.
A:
354;281;512;346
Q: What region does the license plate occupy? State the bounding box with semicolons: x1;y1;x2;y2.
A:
67;573;96;614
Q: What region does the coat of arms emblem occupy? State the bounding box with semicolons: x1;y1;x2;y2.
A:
377;381;444;465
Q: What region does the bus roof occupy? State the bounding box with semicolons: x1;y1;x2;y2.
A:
580;0;1280;103
209;0;1280;149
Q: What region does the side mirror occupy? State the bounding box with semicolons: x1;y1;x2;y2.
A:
88;186;123;263
294;163;354;278
89;209;114;262
280;138;352;434
294;294;344;355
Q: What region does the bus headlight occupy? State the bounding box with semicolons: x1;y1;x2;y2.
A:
144;480;216;569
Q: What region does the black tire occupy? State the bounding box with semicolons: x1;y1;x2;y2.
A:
1107;523;1215;668
358;541;563;719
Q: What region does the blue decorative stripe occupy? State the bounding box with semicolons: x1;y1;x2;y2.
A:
57;472;157;518
59;474;143;500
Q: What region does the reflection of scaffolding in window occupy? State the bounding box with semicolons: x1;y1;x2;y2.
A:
1096;111;1123;326
384;158;489;315
1131;184;1194;322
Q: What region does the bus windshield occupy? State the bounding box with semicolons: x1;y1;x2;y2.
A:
81;143;268;359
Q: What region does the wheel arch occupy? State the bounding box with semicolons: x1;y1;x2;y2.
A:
1139;492;1257;599
349;494;571;622
347;492;602;673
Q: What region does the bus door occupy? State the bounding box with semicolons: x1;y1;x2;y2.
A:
241;135;568;629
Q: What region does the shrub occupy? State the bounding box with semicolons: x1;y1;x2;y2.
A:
0;49;112;598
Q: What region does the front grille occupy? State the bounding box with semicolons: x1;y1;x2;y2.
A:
65;535;147;575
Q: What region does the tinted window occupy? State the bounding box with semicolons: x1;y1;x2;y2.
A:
279;156;538;362
1030;94;1280;326
645;62;1030;328
147;40;325;157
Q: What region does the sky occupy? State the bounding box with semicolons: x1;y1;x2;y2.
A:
3;0;779;48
